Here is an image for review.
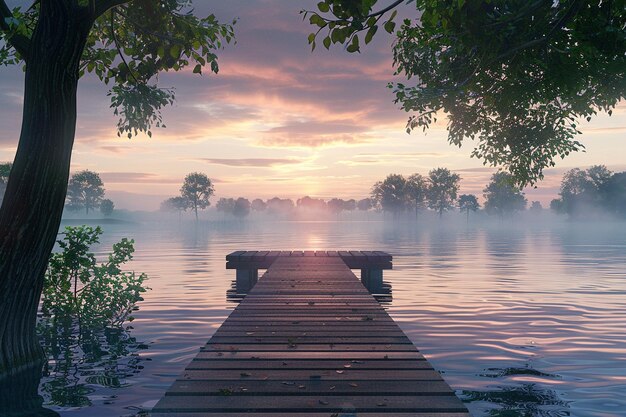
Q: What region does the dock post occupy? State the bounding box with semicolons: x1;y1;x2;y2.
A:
235;268;258;292
361;268;383;293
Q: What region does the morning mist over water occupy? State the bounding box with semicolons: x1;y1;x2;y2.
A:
39;212;626;417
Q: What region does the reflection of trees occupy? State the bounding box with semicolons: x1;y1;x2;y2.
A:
37;322;146;409
462;383;570;417
463;366;570;417
0;361;60;417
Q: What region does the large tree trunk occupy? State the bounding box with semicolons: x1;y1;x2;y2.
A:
0;3;91;376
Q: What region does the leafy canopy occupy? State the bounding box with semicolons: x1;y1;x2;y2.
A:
483;172;527;216
100;198;114;216
181;172;214;212
371;173;408;213
551;164;617;216
66;170;106;214
427;167;460;215
306;0;626;186
458;194;479;213
0;0;235;138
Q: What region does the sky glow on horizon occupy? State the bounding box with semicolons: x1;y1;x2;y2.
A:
0;0;624;211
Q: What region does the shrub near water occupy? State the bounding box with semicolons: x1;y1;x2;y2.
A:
41;226;148;330
38;226;149;407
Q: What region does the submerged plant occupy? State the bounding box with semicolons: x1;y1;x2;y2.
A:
37;226;149;408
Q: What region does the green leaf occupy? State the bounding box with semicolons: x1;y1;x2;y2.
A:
193;64;202;74
309;14;326;28
169;45;181;59
384;20;396;34
346;35;360;53
317;2;329;13
323;36;331;49
365;25;378;44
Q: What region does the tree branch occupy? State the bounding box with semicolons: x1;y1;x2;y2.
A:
491;1;583;65
110;9;139;84
113;7;180;43
365;0;406;19
94;0;129;19
0;0;31;59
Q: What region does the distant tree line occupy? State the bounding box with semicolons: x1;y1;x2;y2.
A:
211;195;369;218
370;168;528;220
550;165;626;218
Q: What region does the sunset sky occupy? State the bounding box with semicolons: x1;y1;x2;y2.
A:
0;1;624;211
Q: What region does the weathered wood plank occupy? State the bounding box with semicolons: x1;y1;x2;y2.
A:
164;380;454;395
214;329;405;336
194;351;424;360
253;251;270;261
208;337;412;344
186;359;432;370
152;413;471;417
177;369;447;381
201;344;419;352
153;394;467;412
226;250;247;261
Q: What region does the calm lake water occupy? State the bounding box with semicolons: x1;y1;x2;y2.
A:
36;217;626;417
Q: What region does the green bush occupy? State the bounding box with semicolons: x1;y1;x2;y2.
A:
37;226;149;407
41;225;148;330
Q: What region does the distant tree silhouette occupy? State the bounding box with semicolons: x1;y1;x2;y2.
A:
458;194;480;223
161;197;188;217
552;165;613;217
266;197;295;215
66;170;105;215
427;168;460;217
604;172;626;217
251;198;267;212
483;172;526;217
371;174;407;216
297;196;327;212
529;201;543;214
216;198;236;214
343;199;357;212
233;198;251;218
357;198;373;212
327;198;346;216
181;173;214;220
550;198;564;213
100;199;114;217
406;173;428;219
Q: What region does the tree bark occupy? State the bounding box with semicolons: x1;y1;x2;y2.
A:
0;3;92;376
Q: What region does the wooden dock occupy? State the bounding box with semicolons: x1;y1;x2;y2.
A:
152;251;470;416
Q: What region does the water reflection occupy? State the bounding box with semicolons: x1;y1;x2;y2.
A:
28;219;626;416
0;363;60;417
461;383;570;416
37;322;146;412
